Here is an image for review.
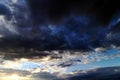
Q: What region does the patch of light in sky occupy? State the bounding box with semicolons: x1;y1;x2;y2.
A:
11;0;18;3
66;57;120;73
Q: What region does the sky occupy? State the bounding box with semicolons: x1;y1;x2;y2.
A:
0;0;120;80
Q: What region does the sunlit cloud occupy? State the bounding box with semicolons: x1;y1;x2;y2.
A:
20;58;29;62
2;61;22;69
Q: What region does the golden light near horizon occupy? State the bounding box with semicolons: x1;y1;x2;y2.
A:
5;74;20;80
0;73;33;80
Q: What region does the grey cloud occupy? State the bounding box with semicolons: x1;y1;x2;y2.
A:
65;66;120;80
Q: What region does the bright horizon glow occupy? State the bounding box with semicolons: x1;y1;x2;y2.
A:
8;74;20;80
0;74;32;80
0;74;20;80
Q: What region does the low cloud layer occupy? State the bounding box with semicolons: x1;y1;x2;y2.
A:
0;66;120;80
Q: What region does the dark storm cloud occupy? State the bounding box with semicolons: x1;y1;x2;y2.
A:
0;3;12;20
18;0;119;50
0;4;10;15
0;0;120;52
27;0;120;25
